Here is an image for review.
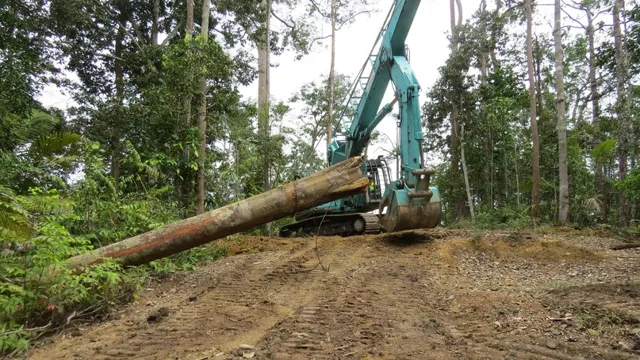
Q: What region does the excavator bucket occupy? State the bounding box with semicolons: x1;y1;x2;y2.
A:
378;186;441;232
377;168;442;232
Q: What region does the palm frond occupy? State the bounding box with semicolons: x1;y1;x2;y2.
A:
31;131;83;157
583;196;604;217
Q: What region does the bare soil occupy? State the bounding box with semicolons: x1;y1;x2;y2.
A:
25;229;640;360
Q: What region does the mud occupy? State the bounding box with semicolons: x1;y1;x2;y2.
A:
25;229;640;359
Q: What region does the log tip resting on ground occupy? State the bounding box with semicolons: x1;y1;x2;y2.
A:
65;157;370;270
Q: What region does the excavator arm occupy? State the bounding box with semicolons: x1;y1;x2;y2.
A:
279;0;441;237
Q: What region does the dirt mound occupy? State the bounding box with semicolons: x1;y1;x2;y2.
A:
436;233;604;265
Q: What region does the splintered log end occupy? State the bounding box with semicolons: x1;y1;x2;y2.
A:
333;177;370;193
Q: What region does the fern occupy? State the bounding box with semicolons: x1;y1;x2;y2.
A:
31;132;83;157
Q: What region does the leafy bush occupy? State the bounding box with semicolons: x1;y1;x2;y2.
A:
147;245;228;275
451;205;533;229
0;188;141;354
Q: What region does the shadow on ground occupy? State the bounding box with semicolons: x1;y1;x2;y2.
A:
379;230;436;246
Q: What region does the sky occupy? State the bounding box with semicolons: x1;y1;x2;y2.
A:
38;0;559;181
248;0;483;176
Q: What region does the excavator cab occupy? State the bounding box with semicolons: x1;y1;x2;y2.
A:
364;156;391;205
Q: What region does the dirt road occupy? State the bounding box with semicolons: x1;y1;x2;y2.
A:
27;229;640;359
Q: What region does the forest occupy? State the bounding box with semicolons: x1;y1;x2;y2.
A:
0;0;639;354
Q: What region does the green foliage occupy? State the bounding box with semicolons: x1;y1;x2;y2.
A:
617;168;640;202
0;189;138;354
450;205;533;230
147;246;228;275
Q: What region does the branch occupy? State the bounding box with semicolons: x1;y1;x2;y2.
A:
89;0;143;50
0;322;52;336
309;0;330;19
161;20;184;46
336;10;372;31
96;53;126;61
308;33;333;48
561;0;585;11
271;9;295;29
562;24;588;30
561;7;587;30
128;14;147;45
611;243;640;250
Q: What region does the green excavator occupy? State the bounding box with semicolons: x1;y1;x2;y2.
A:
279;0;442;237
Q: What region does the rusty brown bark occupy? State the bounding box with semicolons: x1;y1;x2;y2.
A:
65;158;369;269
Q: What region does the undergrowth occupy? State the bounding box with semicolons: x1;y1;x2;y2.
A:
0;185;227;355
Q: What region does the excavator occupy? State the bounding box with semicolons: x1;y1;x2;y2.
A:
279;0;442;237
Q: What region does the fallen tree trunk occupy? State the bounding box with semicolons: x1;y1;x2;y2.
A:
611;243;640;250
67;157;369;269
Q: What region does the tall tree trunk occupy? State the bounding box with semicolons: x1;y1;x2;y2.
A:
186;0;194;34
515;140;521;207
449;0;465;219
178;0;195;212
586;5;605;214
586;8;600;122
479;0;488;85
327;0;336;152
111;19;125;183
613;0;630;226
526;0;541;220
258;0;271;234
461;124;475;221
555;0;569;224
196;0;210;214
152;0;159;45
490;0;502;68
534;36;543;118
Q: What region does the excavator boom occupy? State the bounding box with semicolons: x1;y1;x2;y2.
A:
280;0;441;237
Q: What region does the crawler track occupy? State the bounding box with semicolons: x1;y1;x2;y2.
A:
279;212;381;237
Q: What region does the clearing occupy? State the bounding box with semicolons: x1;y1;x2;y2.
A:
26;229;640;360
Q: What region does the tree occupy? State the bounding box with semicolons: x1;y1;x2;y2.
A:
257;0;271;233
525;0;541;220
179;0;194;209
613;0;631;226
196;0;211;214
288;74;352;175
449;0;466;220
328;0;336;149
305;0;374;149
555;0;569;224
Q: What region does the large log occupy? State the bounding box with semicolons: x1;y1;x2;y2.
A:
66;157;369;269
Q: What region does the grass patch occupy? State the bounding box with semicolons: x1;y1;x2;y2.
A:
147;245;228;276
567;305;637;337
